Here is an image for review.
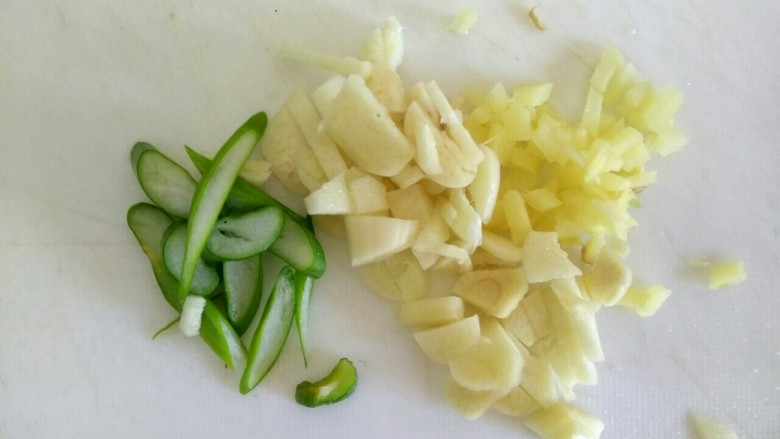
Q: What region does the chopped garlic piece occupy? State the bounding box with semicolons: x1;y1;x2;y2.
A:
303;172;352;215
280;44;372;77
286;90;348;179
360;250;429;302
323;75;415;177
522;231;582;283
397;296;465;329
413;315;481;364
452;267;528;318
362;17;404;69
480;230;523;263
239;159;272;188
179;296;206;337
448;337;523;392
582;249;632;306
345;215;419;266
260;105;324;194
446;377;508;420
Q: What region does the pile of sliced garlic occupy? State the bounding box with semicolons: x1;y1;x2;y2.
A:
255;17;685;439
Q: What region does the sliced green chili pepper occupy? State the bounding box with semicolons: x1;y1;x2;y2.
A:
127;111;333;395
127;203;246;368
130;141;156;171
186;146;325;277
240;265;296;394
184;146;308;227
293;271;315;367
178;112;268;302
223;255;264;336
127;203;180;309
295;358;358;407
162;222;220;296
132;142;197;219
268;215;326;279
206;206;285;260
200;299;247;370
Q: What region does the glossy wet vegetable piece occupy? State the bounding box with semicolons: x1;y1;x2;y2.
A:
127;203;247;368
200;299;247;370
132;142;197;219
163;222;220;296
223;255;264;336
127;112;336;398
294;271;315;367
240;265;296;394
185;146;308;227
295;358;358;407
178;112;268;302
206;207;285;260
127;203;180;310
268;216;326;278
126;203;174;256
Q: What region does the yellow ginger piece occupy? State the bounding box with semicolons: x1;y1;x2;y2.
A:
708;260;747;289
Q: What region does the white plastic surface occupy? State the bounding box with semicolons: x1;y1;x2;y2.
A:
1;1;778;438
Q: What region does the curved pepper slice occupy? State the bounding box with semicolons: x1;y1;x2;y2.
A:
178;112;267;302
295;358;358;407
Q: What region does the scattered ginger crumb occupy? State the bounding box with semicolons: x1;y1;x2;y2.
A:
448;8;478;35
690;259;747;289
528;6;546;31
708;260;746;290
690;412;738;439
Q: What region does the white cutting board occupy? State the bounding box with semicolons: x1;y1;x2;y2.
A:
1;1;778;438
